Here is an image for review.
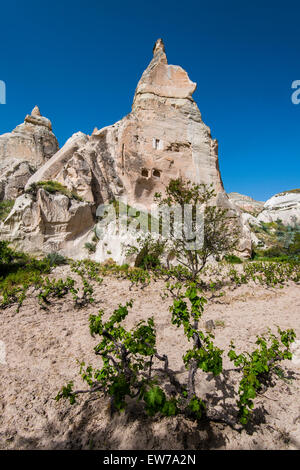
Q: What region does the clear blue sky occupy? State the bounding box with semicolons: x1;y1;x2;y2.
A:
0;0;299;201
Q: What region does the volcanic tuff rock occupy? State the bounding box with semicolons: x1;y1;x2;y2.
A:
0;106;59;200
26;39;224;208
256;190;300;225
1;39;252;260
227;192;264;216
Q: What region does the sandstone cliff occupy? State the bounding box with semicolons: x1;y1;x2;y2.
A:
257;190;300;225
227;192;264;216
1;39;252;261
0;106;59;200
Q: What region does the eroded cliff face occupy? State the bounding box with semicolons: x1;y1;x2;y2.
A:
0;106;59;200
26;39;224;209
1;39;252;260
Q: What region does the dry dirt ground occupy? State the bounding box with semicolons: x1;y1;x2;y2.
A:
0;266;299;450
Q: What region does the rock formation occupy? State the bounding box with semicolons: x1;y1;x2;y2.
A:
0;107;59;200
26;39;225;209
1;39;252;261
227;192;264;216
256;190;300;225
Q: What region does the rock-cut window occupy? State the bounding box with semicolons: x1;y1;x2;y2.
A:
141;168;149;177
153;138;162;150
153;169;161;178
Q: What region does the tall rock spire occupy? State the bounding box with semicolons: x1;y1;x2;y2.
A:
31;105;41;117
132;38;196;110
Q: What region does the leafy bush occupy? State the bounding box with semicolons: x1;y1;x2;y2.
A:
46;252;68;266
56;283;296;427
0;200;14;221
0;241;52;310
126;234;166;270
224;254;243;264
229;328;296;424
56;285;222;420
84;242;97;253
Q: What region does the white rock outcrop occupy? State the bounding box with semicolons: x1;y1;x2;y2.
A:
257;191;300;225
227;192;264;216
0;106;59;200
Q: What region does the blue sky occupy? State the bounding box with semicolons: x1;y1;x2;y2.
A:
0;0;299;201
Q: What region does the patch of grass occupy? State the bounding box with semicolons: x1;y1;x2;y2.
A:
46;252;68;266
84;242;96;253
0;200;14;220
26;181;83;201
224;254;243;264
0;241;52;310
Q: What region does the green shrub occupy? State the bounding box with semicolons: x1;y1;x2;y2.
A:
84;242;97;253
224;254;243;264
0;242;52;310
56;282;296;427
0;200;14;221
46;252;68;266
229;328;296;424
26;181;83;201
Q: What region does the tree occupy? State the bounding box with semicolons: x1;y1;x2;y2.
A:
154;178;240;279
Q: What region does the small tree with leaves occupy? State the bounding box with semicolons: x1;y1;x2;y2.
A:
154;178;240;280
56;283;296;426
56;285;223;420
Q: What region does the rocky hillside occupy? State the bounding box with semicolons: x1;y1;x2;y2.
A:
227;192;264;216
0;39;251;261
228;190;300;254
0;106;58;201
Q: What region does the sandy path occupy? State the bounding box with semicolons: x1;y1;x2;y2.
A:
0;269;299;450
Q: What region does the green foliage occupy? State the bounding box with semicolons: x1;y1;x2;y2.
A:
170;284;223;379
84;242;97;253
228;328;296;424
251;219;300;261
0;200;14;221
187;396;206;420
127;234;166;270
38;277;78;306
26;181;83;201
46;252;68;266
228;260;300;287
0;243;97;311
154;178;240;279
56;284;225;422
56;277;297;428
224;254;243;264
55;382;76;405
0;242;52;310
144;386;178;417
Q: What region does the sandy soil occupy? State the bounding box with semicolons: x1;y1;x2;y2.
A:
0;267;299;450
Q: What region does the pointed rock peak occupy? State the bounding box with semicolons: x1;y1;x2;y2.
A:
151;38;167;65
132;39;196;108
153;38;165;56
31;105;41;117
23;105;52;130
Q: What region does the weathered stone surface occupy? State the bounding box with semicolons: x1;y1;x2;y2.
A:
0;107;59;200
26;39;225;210
228;192;264;216
0;159;35;201
1;39;252;260
257;191;300;225
1;189;94;257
